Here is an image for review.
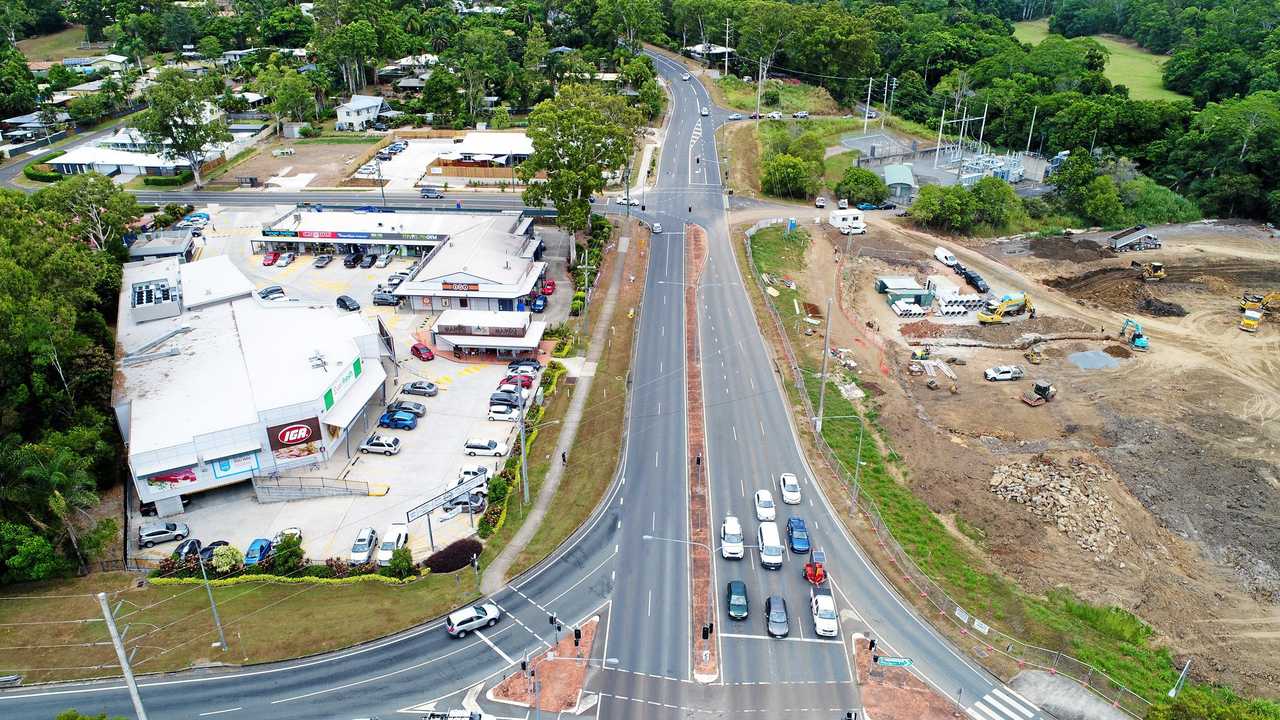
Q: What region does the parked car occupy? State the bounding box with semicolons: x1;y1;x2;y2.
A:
411;343;435;361
786;517;810;553
749;112;761;119
965;273;990;293
542;279;556;295
376;523;408;566
378;411;418;430
313;254;334;268
372;291;401;306
360;434;402;455
811;587;839;637
445;602;500;637
502;374;534;389
244;538;273;566
402;380;438;397
878;202;897;210
262;251;280;266
376;252;395;268
838;198;849;209
855;202;879;211
174;538;202;558
344;252;364;268
198;540;228;562
754;490;777;521
490;391;523;408
815;197;827;208
350;527;378;564
139;497;190;516
984;365;1025;382
420;187;445;199
458;464;491;484
509;359;542;371
139;522;189;548
444;492;487;514
793;110;809;118
387;400;426;417
371;122;388;131
531;295;547;313
337;295;360;312
464;438;508;457
277;252;297;267
840;224;867;236
359;254;378;269
496;384;530;403
386;274;407;288
721;516;744;559
488;404;518;422
274;527;302;545
507;365;539;377
726;580;749;620
778;472;802;504
765;595;790;638
727;113;744;120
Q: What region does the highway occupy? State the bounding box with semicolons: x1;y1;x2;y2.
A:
1;55;1050;720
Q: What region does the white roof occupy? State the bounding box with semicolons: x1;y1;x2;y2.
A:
402;232;543;294
340;94;386;111
878;276;924;291
435;309;530;330
437;321;546;350
235;91;265;104
321;354;387;429
684;43;733;55
97;54;130;64
52;144;190;170
448;131;533;157
179;255;254;308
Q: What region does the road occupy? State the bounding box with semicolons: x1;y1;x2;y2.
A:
1;57;1051;720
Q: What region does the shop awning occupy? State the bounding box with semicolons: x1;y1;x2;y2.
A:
322;361;387;429
131;451;198;478
200;439;262;463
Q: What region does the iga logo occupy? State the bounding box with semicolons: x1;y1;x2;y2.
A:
277;424;314;445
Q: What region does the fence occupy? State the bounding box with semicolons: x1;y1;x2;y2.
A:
251;474;370;502
739;220;1153;719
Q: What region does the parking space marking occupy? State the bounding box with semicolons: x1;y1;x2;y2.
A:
474;629;515;665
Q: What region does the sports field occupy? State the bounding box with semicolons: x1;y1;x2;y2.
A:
1013;19;1188;102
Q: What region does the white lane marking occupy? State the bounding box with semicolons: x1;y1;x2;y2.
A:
739;473;746;497
719;632;842;645
991;688;1037;717
652;512;656;532
655;450;660;467
658;402;662;416
998;687;1041;713
967;702;1003;720
982;693;1026;719
647;590;653;617
493;601;553;650
759;420;765;436
731;425;737;442
198;708;242;717
474;629;514;665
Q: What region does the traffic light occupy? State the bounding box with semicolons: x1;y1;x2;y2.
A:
574;627;581;646
701;624;709;640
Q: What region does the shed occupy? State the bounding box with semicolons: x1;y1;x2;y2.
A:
883;164;917;199
875;276;932;307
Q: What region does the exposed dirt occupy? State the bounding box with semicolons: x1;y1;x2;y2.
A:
857;638;960;720
1031;236;1116;262
900;316;1101;343
490;617;597;711
1048;268;1188;317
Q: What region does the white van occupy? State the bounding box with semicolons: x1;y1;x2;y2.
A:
934;247;958;267
758;522;784;569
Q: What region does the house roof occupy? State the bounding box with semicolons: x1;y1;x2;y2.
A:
339;95;386;112
884;164;917;187
97;54;130;64
444;131;534;159
68;79;106;92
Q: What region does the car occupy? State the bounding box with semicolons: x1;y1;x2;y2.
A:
507;364;539;377
360;434;401;455
765;595;790;638
815;197;827;208
811;587;839;637
376;252;395;268
411;343;434;361
490;390;523;408
700;107;709;116
139;497;191;516
445;602;500;637
372;291;401;306
314;254;334;268
198;540;228;562
793;110;809;119
458;464;491;485
681;73;691;81
778;472;802;504
984;365;1026;382
542;279;556;295
337;295;360;312
754;490;776;521
967;274;990;293
184;212;209;222
838;198;849;209
445;492;487;514
359;254;377;268
727;112;744;120
531;295;547;313
376;523;408;566
277;252;297;267
952;263;968;276
652;222;663;234
508;359;542;371
402;380;438;397
765;111;782;120
878;202;897;210
464;438;508;457
726;580;749;620
262;251;280;266
934;247;958;267
387;400;426;417
350;527;379;564
867;109;879;119
344;252;364;268
420;187;445;199
502;374;534;389
273;527;302;545
244;538;273;566
749;112;761;119
386;274;406;288
371;122;388;132
855;202;879;211
174;537;202;558
614;196;640;206
378;411;417;430
786;517;810;553
138;522;189;548
488;404;518;422
721;516;744;559
258;285;286;299
839;224;867;236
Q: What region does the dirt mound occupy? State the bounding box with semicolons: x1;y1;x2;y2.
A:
1138;296;1188;317
901;316;1098;345
1049;268;1187;317
990;457;1128;556
1102;344;1132;359
1030;236;1116;263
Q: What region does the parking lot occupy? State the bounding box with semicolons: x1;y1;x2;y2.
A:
348;139;457;190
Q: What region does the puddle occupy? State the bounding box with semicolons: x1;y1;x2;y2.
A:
1068;350;1119;370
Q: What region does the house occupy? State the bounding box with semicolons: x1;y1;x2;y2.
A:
66;79;108;98
61;57;98;74
234;91;269;109
26;61;54;78
883;164;918;200
335;95;390;131
222;48;259;64
431;131;534;169
683;43;734;61
395;76;428;92
89;54;131;73
2;110;71;133
49;126;225;177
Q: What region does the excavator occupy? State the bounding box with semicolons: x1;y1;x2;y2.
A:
977;292;1036;325
1119;319;1150;351
1130;260;1166;281
1240;292;1280;313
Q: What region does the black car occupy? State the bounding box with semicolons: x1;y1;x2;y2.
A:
490;391;522;408
386;400;426;417
359;254;378;268
344;252;364;268
726;580;749;620
878;202;897;210
313;254;334;268
507;359;543;371
199;540;229;562
765;595;789;638
371;122;388;131
258;285;285;300
420;187;445;199
372;291;401;306
337;295;360;311
965;273;990;293
174;538;202;559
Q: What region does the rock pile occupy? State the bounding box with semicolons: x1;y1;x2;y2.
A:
989;457;1127;555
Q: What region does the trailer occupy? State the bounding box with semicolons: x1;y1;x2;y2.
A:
1109;225;1161;252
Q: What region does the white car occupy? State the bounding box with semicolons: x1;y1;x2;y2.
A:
720;516;745;559
277;252;297;267
652;222;663;234
376;523;408;566
681;73;691;81
840;224;867;236
765;111;783;120
350;526;378;564
359;434;401;455
464;438;508;457
778;473;802;505
446;602;501;637
614;196;640;206
815;197;827;208
507;365;538;377
700;107;709;116
727;113;744;120
793;110;809;119
984;365;1025;382
273;527;302;544
754;490;777;521
811;587;839;637
458;464;491;484
488;405;519;422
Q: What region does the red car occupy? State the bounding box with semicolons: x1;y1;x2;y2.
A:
411;343;435;361
262;251;281;266
502;374;534;389
541;279;556;296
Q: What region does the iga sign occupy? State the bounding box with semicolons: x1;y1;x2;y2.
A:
442;282;480;292
267;417;323;462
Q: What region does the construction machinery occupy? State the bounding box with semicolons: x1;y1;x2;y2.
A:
910;346;932;361
1240;292;1280;313
1023;349;1043;364
1241;309;1263;332
1119;318;1150;351
1021;379;1057;407
1131;260;1166;281
977;292;1036;324
1110;225;1161;252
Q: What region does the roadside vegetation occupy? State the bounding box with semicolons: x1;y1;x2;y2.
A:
713;75;839;115
1012;20;1185;103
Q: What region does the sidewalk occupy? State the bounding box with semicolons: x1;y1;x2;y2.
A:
480;234;630;594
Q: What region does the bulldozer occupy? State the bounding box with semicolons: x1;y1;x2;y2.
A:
1021;379;1057;407
1119;318;1150;351
1130;260;1166;281
1240;292;1280;313
1023;349;1043;364
977;292;1036;325
911;347;932;361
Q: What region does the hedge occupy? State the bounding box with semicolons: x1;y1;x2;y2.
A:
23;150;66;182
149;570;426;587
143;170;194;186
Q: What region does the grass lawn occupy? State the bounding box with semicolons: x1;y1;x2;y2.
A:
715;75;840;115
823;151;858;190
16;26;102;61
1013;19;1188;102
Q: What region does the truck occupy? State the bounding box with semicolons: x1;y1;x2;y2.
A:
1109;225;1161;252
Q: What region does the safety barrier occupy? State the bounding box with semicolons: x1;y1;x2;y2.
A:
251;474;370;502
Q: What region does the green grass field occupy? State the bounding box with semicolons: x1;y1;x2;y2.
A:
714;75;840;115
16;26;102;61
1013;19;1187;102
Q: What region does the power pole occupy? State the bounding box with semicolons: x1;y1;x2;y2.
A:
519;400;530;505
883;77;897;131
814;298;833;433
934;107;945;169
98;592;149;720
862;78;873;134
755;59;763;126
1025;105;1037;154
197;555;227;652
724;17;731;77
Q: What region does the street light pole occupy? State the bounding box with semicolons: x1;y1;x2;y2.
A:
815;297;833;433
375;156;387;208
97;592;149;720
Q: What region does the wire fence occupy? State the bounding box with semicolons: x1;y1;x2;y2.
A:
740;222;1152;719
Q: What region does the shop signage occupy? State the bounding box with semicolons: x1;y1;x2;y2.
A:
263;230;449;242
145;466;197;489
211;452;260;479
267;417;323;461
442;282;480;292
323;357;364;411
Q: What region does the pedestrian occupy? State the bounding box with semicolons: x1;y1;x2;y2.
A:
869;637;877;653
561;451;567;465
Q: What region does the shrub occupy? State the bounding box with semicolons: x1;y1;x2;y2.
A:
424;538;484;573
272;534;304;575
143;170;194;187
477;499;507;538
761;154;813;198
762;86;780;106
298;124;322;138
569;299;583;316
383;546;416;579
326;557;352;578
24;163;63;182
834;166;889;204
212;545;243;574
488;475;509;504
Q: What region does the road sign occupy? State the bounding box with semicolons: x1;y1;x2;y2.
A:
406;472;490;524
875;656;913;668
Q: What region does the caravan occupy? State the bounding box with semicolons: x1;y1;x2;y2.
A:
827;209;865;234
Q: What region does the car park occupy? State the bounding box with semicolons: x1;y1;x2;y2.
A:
174;537;202;558
402;380;438;397
778;473;802;504
786;517;810;553
350;527;378;564
377;523;408;566
721;516;744;559
139;522;189;548
337;295;360;311
754;490;776;521
855;202;879;211
378;411;417;430
359;254;378;269
811;587;839;637
445;602;500;637
726;580;749;620
277;252;297;267
344;252;364;268
464;438;508;457
244;538;273;565
420;187;445;199
199;540;228;562
411;343;435;361
360;434;402;455
793;110;809;118
488;404;518;422
372;291;401;306
140;497;190;516
984;365;1025;382
765;595;790;638
262;251;280;266
531;295;547;313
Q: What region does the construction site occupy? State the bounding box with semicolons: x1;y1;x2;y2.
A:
756;212;1280;697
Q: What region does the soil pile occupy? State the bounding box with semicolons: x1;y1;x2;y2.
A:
900;317;1099;344
1049;268;1188;317
1102;344;1132;359
989;457;1128;556
1031;236;1116;263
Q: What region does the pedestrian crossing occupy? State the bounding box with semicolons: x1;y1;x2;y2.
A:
966;686;1039;720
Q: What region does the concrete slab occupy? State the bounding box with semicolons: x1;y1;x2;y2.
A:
1010;670;1131;720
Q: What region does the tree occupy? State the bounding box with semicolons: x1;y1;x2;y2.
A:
256;66;313;133
910;184;978;233
637;78;663;120
518;84;641;263
450;27;510;121
384;546;415;579
63;0;110;42
760;154;812;199
132;69;233;188
271;533;304;575
834;166;889;204
197;35;223;60
969;177;1022;229
593;0;661;53
1049;148;1098;208
212;544;244;573
0;46;38;118
489;105;511;129
520;22;549;108
260;5;313;48
1080;175;1128;226
46;64;79;92
0;521;67;583
33;174;141;254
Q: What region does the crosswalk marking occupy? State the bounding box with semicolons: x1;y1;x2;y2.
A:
967;702;1002;720
988;688;1034;718
967;687;1041;720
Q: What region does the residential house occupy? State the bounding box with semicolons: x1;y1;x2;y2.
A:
221;48;259;64
61;57;98;74
26;61;54;78
89;54;132;73
335;95;390;131
66;79;107;98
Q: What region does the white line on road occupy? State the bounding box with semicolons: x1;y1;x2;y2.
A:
750;376;756;390
731;425;737;442
198;708;242;716
719;632;842;645
474;629;514;665
647;590;653;617
655;450;660;467
759;420;765;436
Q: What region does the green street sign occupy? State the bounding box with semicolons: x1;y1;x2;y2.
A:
875;656;913;667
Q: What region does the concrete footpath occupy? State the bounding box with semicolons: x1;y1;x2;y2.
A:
480;234;629;594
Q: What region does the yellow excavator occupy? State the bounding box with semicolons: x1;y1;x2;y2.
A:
1240;292;1280;313
1130;260;1166;281
977;292;1036;324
